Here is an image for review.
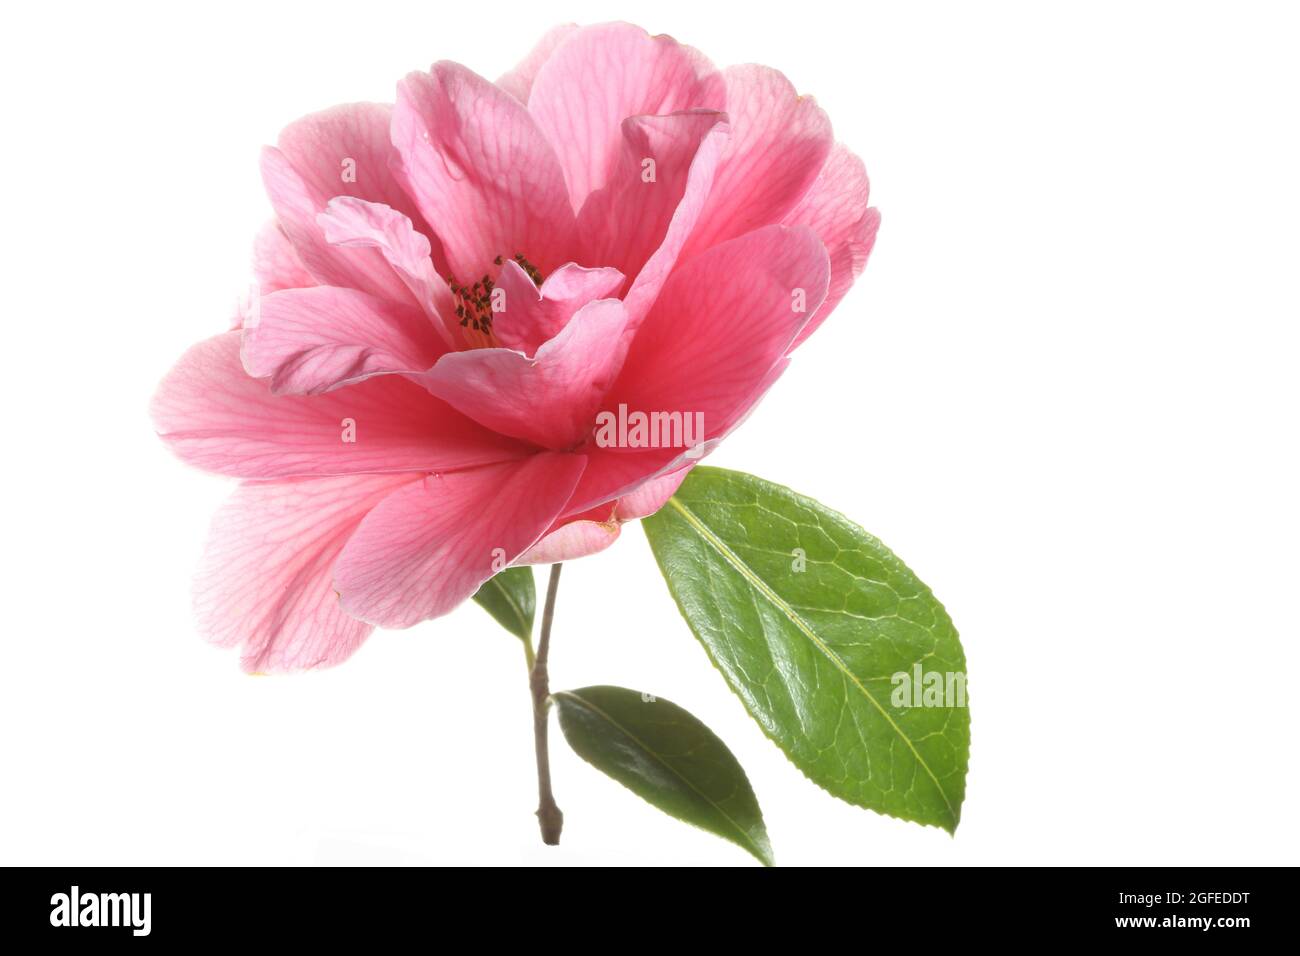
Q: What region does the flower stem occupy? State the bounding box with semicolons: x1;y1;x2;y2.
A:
530;563;564;845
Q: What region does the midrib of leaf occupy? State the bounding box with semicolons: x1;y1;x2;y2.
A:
552;689;769;863
664;496;959;829
482;575;529;638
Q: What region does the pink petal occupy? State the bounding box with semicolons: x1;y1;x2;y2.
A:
528;22;726;210
569;354;790;518
656;356;792;466
562;447;686;519
317;196;459;346
391;63;577;282
683;65;834;256
277;103;445;269
491;260;625;356
261;104;449;302
241;286;447;395
152;332;528;479
515;516;620;565
538;223;826;521
783;143;880;348
252;221;314;295
576;111;729;322
604;223;830;447
262;146;416;307
543;463;696;546
335;453;587;628
615;465;692;519
196;473;420;674
419;298;632;450
496;24;579;104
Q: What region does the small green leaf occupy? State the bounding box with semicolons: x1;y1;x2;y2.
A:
472;566;535;641
642;466;969;832
552;685;774;866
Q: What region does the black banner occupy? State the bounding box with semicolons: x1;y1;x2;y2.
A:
0;866;1284;943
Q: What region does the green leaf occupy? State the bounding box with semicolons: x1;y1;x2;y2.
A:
553;685;774;866
642;466;969;833
471;566;535;641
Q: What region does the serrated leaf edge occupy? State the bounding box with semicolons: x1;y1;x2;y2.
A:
654;486;961;833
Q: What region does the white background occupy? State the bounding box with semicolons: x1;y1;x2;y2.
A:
2;0;1297;866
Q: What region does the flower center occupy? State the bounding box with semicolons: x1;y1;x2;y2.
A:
449;253;544;348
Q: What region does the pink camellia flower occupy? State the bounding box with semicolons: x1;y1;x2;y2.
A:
152;22;879;672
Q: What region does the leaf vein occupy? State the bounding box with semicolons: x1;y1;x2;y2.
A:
665;496;959;829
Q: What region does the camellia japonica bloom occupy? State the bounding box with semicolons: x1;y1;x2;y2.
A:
152;22;880;672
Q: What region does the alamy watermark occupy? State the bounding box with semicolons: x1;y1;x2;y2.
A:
593;403;705;457
891;664;967;708
50;886;151;936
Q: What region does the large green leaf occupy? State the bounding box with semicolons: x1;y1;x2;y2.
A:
642;467;969;832
472;566;535;641
553;685;774;865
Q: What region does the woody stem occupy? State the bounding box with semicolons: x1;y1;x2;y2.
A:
530;562;564;845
